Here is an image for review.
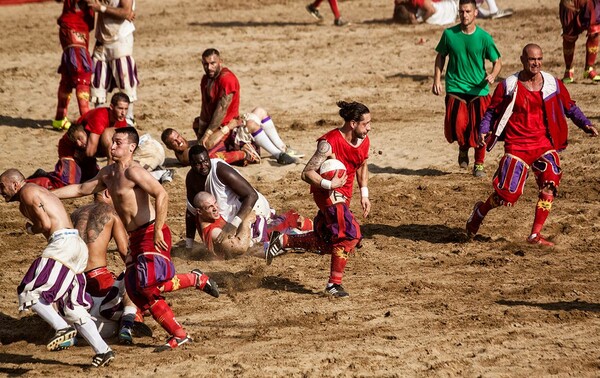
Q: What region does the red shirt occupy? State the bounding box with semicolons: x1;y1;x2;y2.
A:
57;0;94;32
200;67;240;126
199;216;226;252
312;129;370;204
78;107;127;135
504;82;553;152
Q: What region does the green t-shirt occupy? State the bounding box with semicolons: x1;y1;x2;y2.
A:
435;25;501;96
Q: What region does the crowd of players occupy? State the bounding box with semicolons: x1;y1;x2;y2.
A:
0;0;599;369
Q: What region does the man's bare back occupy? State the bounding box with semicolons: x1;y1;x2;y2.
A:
71;200;129;271
18;183;73;239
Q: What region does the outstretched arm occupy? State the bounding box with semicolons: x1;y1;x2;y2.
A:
53;174;106;199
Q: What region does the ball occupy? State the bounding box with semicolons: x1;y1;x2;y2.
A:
319;158;346;180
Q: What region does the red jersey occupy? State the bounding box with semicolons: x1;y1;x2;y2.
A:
312;129;370;203
78;107;127;135
200;67;240;127
57;0;94;32
199;216;226;252
504;82;553;152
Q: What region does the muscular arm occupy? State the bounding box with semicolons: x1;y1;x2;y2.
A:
301;140;347;189
53;174;106;199
432;53;446;95
84;133;100;158
215;162;258;241
207;93;234;133
126;166;169;250
111;214;130;262
185;172;202;243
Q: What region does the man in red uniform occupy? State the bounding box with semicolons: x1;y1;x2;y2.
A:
466;44;598;245
53;0;95;131
78;92;129;162
196;48;299;166
53;127;219;352
560;0;600;83
27;123;99;189
305;0;349;26
269;101;371;298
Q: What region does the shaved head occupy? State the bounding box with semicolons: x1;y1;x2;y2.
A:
522;43;542;57
0;169;25;183
193;191;215;208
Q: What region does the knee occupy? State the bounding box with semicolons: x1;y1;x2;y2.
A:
540;183;556;197
251;107;268;119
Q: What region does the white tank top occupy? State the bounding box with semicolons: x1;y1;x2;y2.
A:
205;159;271;223
96;0;136;44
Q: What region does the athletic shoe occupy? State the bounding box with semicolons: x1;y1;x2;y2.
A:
527;233;555;247
324;284;349;298
92;350;115;367
132;321;153;338
277;152;299;165
56;337;77;350
584;67;600;82
154;335;192;352
47;326;77;351
306;4;323;20
160;169;174;183
285;146;305;158
491;8;514;19
52;118;71;131
472;163;485;177
562;69;575;84
265;231;287;265
118;327;133;345
466;201;484;238
334;18;350;26
191;269;220;298
458;150;469;169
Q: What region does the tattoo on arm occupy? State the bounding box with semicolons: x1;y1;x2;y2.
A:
305;141;331;172
208;93;234;132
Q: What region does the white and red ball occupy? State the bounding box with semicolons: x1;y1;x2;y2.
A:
319;158;346;180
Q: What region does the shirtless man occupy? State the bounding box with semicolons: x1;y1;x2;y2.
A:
0;169;114;367
71;189;137;344
193;191;313;259
53;127;219;352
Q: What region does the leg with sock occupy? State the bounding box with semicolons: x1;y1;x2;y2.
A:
466;192;500;237
584;33;600;81
75;83;90;117
149;299;191;352
528;188;555;246
325;247;350;297
54;79;73;130
473;146;486;177
562;36;577;83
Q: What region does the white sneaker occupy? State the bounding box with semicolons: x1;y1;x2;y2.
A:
491;8;513;19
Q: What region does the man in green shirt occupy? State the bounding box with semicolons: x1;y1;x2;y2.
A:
432;0;502;177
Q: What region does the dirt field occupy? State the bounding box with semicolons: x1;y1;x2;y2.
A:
1;0;600;376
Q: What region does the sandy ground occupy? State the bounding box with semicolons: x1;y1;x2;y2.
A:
1;0;600;376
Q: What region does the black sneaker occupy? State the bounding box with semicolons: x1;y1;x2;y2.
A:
458;150;469;169
334;18;350;26
191;269;220;298
324;284;349;298
277;152;298;165
92;350;115;367
47;326;77;351
306;4;323;20
154;335;192;352
266;231;286;265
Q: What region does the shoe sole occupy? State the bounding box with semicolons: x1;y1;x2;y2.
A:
47;329;77;351
92;354;115;367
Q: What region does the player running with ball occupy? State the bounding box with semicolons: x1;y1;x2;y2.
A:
267;101;371;298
